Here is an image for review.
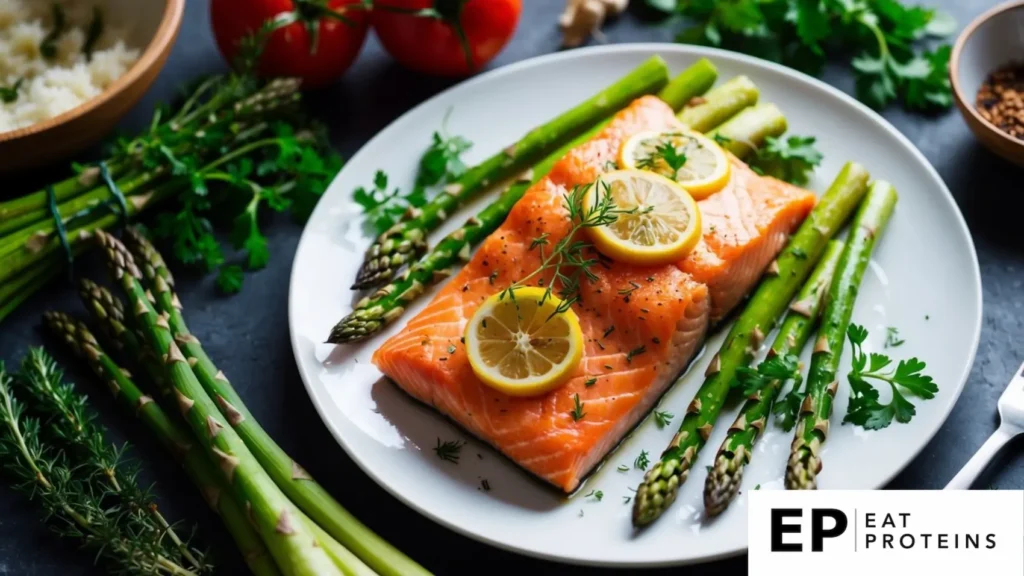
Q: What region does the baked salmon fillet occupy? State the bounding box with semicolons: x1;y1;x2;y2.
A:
374;96;815;492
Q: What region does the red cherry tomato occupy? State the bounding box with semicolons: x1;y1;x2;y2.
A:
371;0;521;76
211;0;369;88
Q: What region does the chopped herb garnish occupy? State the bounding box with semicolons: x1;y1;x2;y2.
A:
584;489;604;501
584;377;597;388
616;464;629;472
603;160;618;171
884;326;905;348
626;345;646;363
433;438;464;464
447;344;457;354
712;133;732;145
40;4;67;59
622;496;632;504
603;325;615;338
570;394;586;422
481;479;491;491
604;364;613;370
754;484;761;490
618;281;641;299
790;247;808;259
488;270;499;285
634;450;650;470
83;6;104;60
651;337;661;345
0;78;23;104
653;410;674;429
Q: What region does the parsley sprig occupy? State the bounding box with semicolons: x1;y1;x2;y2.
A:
353;115;472;235
637;136;688;176
433;438;465;464
748;135;824;186
731;353;806;431
843;324;937;430
649;0;955;111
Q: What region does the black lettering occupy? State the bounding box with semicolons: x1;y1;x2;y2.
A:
811;509;848;552
865;534;876;548
899;512;910;528
921;533;932;548
987;534;997;549
900;534;915;549
881;513;895;528
966;534;979;549
883;534;893;548
938;534;948;549
865;512;875;528
771;509;803;552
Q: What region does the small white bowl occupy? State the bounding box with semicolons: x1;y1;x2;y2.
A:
950;0;1024;165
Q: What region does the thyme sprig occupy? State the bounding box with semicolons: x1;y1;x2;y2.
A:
0;360;201;576
501;180;638;315
16;349;207;572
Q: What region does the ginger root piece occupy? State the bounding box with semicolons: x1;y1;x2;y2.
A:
559;0;629;48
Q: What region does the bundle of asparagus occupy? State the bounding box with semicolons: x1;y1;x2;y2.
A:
44;228;429;576
0;74;341;324
632;162;872;526
328;63;789;343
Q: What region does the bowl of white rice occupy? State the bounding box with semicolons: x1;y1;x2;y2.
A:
0;0;183;170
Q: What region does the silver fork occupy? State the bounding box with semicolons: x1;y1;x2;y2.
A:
945;361;1024;489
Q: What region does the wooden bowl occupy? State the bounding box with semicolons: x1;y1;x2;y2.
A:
950;0;1024;166
0;0;184;172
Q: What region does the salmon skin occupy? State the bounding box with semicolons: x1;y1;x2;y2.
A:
373;96;815;493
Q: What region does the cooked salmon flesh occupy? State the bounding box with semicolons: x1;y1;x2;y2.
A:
373;96;816;492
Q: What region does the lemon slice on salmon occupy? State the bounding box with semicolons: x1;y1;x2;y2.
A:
465;287;584;397
584;169;702;266
618;129;731;199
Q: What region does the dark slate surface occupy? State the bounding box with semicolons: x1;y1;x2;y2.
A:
1;1;1021;574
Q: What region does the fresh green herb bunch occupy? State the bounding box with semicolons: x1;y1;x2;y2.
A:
0;72;342;317
648;0;956;111
0;353;205;575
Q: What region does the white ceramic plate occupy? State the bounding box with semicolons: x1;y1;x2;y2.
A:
288;45;982;567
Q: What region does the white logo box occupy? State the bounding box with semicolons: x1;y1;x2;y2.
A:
749;490;1023;575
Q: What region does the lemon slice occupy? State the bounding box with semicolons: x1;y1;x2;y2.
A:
465;287;584;397
618;129;731;199
584;169;702;266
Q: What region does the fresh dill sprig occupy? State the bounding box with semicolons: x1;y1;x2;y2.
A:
83;6;104;60
584;489;604;501
653;410;674;429
885;326;905;348
0;78;23;104
433;438;465;464
502;180;637;316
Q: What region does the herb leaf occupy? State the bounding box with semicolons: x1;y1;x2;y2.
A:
634;450;650;471
570;394;586;422
433;438;465;464
749;135;823;186
843;324;937;430
653;410;674;429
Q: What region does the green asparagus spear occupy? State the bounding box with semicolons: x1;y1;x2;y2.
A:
678;76;758;133
119;228;430;576
43;312;281;576
786;181;897;490
94;231;343;576
327;79;768;345
631;162;871;527
351;56;677;290
703;240;844;516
